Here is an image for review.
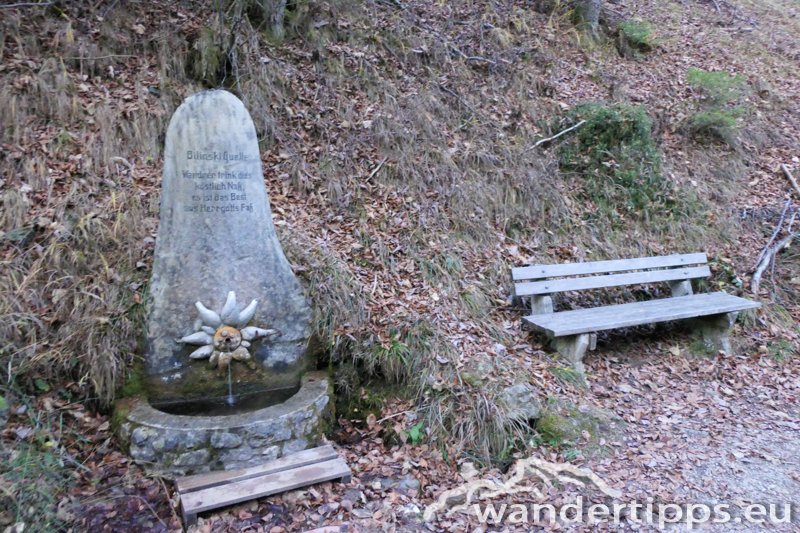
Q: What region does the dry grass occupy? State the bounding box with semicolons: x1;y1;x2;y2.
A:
1;0;775;462
0;8;191;403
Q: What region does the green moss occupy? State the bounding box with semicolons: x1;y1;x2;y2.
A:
460;372;481;387
335;382;401;421
548;366;585;386
110;398;134;437
536;402;622;458
119;368;146;398
537;412;581;446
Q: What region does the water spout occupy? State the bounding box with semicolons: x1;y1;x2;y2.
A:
226;364;235;406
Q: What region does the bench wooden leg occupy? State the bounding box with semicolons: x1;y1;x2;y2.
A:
697;312;738;353
554;333;590;374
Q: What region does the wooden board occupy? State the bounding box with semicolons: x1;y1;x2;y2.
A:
176;445;339;493
512;253;707;281
176;445;351;525
523;292;761;336
514;266;711;297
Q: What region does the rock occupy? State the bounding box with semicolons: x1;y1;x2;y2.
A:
173;449;211;467
537;401;622;456
377;474;421;496
130;445;156;462
249;418;292;441
144;90;311;407
218;447;255;463
499;383;542;420
261;445;281;460
282;438;308;455
131;426;157;446
210;432;242;449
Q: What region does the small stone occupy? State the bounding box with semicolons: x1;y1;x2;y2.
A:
282;438;308;455
219;447;255;464
160;432;181;451
287;409;313;427
493;343;508;356
472;354;495;377
318;502;340;515
261;445;280;460
130;445;156;462
499;383;542;421
173;449;211;467
250;419;292;441
211;432;243;449
378;474;420;496
131;427;156;446
399;503;422;516
182;430;209;450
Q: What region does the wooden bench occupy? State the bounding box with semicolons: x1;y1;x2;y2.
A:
512;253;760;374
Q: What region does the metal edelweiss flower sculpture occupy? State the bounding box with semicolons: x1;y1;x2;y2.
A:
178;291;280;374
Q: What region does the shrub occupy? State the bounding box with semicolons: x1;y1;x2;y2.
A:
556;103;684;223
618;20;655;57
685;68;748;144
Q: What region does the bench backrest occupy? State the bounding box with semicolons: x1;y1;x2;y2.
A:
512;253;710;297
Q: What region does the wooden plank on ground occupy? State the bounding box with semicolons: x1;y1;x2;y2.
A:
514;266;711;296
180;457;351;524
176;445;339;493
523;292;761;336
512;253;707;281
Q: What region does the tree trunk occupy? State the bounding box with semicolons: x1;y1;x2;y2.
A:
574;0;602;37
258;0;287;40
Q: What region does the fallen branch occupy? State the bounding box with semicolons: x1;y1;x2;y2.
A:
752;212;797;295
532;120;586;149
753;199;791;270
366;157;389;181
0;1;53;7
781;164;800;199
423;455;620;522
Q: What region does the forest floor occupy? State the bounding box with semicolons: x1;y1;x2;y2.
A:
1;0;799;531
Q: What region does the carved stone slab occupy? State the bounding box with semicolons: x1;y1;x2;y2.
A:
145;90;311;409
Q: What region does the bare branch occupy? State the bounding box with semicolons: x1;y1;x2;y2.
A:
751;212;798;295
0;1;53;7
532;120;587;149
781;163;800;199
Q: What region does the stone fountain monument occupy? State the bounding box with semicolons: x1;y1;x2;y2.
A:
116;90;330;476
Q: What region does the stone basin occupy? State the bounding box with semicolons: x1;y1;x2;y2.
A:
116;372;331;478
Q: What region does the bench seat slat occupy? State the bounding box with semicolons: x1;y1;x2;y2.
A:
523;293;760;337
515;266;711;297
512;253;707;281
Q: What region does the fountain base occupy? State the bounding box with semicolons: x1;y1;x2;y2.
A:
115;372;331;478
